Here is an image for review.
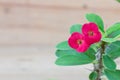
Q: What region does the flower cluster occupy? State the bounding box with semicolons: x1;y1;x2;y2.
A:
68;22;102;52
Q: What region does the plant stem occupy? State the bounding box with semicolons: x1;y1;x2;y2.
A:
94;42;106;80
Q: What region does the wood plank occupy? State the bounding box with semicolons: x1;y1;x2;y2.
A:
0;0;27;4
0;28;69;46
0;0;119;8
0;5;119;30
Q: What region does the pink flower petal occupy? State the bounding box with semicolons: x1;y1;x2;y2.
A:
82;22;99;35
68;32;90;52
84;31;102;44
76;40;90;52
82;22;102;44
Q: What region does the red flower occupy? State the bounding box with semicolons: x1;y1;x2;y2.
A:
82;22;102;44
68;22;102;53
68;32;90;52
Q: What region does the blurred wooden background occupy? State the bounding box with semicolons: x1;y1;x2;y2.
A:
0;0;120;80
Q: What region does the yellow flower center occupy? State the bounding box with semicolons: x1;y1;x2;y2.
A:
88;31;94;36
77;39;82;45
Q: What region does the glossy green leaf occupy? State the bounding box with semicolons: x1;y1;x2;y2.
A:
89;71;97;80
104;69;120;80
103;55;116;70
55;55;94;66
108;30;120;38
83;48;96;60
55;49;79;57
102;38;117;43
115;22;120;24
105;41;120;59
86;13;104;33
116;0;120;2
70;24;82;34
90;44;97;52
56;41;72;50
55;47;96;60
105;23;120;38
55;47;96;66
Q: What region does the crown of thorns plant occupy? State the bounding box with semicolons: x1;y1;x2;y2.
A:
55;13;120;80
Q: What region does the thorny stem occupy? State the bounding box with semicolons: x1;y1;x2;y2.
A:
94;41;106;80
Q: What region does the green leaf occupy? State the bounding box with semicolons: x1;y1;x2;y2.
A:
108;22;120;38
55;47;96;66
104;69;120;80
115;22;120;24
89;71;97;80
56;41;72;50
103;55;116;70
55;49;79;57
56;47;96;59
116;0;120;3
105;23;120;38
108;30;120;38
102;38;117;43
70;24;82;34
55;55;94;66
55;41;96;65
105;41;120;59
86;13;104;33
90;44;97;52
84;48;96;60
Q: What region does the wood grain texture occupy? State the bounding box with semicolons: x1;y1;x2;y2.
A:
0;0;120;80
